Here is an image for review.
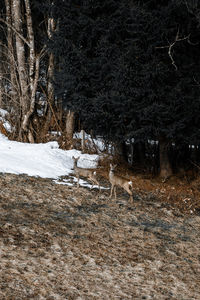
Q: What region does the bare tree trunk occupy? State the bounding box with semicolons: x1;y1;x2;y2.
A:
21;0;39;142
21;55;40;142
42;50;55;136
2;0;55;142
47;18;56;111
159;137;172;178
5;0;18;104
41;17;56;138
134;142;146;167
115;141;128;162
11;0;39;142
3;0;21;136
0;43;3;107
65;110;75;148
12;0;29;118
24;0;35;92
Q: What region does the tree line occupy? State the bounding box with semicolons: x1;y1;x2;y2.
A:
0;0;200;177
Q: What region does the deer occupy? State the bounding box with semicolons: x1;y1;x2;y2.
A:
109;164;133;201
72;156;100;190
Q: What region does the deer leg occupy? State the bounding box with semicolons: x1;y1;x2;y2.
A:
90;180;94;189
125;186;133;201
110;185;114;198
129;195;133;201
128;190;133;201
114;186;117;199
94;178;100;191
77;175;80;188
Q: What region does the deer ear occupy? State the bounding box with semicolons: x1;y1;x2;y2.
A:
114;164;117;168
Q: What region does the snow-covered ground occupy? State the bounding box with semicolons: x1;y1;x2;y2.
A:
73;131;114;153
0;133;106;189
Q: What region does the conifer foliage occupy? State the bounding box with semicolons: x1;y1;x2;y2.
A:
49;0;200;176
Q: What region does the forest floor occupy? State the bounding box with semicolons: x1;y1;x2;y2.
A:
0;172;200;299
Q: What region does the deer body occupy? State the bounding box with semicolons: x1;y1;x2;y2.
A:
72;156;100;190
109;164;133;201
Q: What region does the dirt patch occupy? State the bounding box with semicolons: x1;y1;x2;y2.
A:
128;173;200;216
99;162;200;215
0;173;200;299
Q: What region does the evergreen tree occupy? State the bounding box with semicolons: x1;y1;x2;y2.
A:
49;0;200;175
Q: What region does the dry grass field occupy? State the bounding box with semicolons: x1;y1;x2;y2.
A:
0;172;200;299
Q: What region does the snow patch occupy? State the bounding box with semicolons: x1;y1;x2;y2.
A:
0;133;99;182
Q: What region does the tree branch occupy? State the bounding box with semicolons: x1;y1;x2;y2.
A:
156;29;190;70
0;17;30;48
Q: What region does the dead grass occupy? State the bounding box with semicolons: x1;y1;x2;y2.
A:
0;172;200;299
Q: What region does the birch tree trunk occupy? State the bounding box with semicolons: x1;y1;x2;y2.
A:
2;0;54;142
5;0;18;109
41;16;56;139
24;0;35;93
47;17;55;103
11;0;39;142
12;0;29;118
0;43;3;107
21;0;39;142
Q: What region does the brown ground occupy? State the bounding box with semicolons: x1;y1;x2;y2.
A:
0;172;200;299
